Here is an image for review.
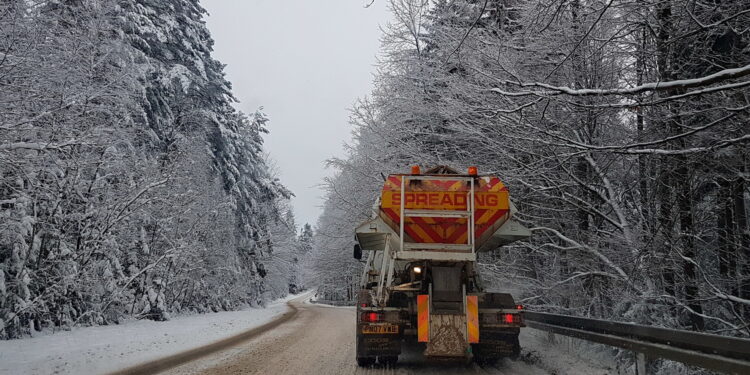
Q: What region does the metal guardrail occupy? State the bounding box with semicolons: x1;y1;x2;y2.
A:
524;311;750;374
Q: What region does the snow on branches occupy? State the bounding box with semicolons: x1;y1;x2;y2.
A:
314;2;750;363
0;0;297;339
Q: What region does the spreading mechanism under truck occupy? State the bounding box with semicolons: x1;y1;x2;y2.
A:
353;166;531;366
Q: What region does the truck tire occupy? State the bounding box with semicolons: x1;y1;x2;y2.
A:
510;335;521;360
357;357;375;367
473;356;498;366
378;356;398;366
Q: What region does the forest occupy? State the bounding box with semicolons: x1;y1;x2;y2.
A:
0;0;309;339
2;1;749;372
308;0;749;371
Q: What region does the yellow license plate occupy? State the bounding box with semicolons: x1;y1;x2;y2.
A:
362;325;399;334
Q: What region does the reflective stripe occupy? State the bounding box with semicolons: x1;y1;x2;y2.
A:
380;176;511;244
467;295;479;343
417;294;429;342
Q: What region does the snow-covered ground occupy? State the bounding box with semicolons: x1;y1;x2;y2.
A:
160;297;617;375
518;327;618;375
0;293;306;375
0;291;617;375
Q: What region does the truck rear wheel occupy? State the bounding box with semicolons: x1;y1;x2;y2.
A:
472;333;520;363
510;336;521;360
473;356;498;366
356;357;375;367
378;355;398;366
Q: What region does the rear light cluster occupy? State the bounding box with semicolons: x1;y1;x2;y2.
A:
361;312;382;323
501;313;523;324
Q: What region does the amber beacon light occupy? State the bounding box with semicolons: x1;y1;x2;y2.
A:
468;166;478;175
411;165;421;175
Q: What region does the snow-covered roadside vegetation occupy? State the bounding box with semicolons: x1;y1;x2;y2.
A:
307;0;749;373
0;1;309;340
0;293;303;375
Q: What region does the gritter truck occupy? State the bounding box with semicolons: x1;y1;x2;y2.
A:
353;165;531;366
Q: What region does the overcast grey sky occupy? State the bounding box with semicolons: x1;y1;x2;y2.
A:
202;1;391;228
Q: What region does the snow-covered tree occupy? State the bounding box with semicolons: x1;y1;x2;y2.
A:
0;0;294;339
312;1;749;372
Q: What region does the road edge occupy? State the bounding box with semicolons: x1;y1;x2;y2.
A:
108;298;301;375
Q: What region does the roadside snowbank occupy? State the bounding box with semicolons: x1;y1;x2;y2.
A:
517;327;618;374
0;292;306;375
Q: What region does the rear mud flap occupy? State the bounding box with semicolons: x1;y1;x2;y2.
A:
424;314;468;357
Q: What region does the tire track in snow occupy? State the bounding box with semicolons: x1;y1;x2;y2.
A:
159;297;557;375
108;294;306;375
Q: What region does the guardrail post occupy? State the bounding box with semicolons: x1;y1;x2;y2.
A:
636;352;650;375
546;331;557;345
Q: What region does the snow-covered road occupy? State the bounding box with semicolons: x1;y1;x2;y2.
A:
0;294;302;375
160;296;616;375
1;292;617;374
